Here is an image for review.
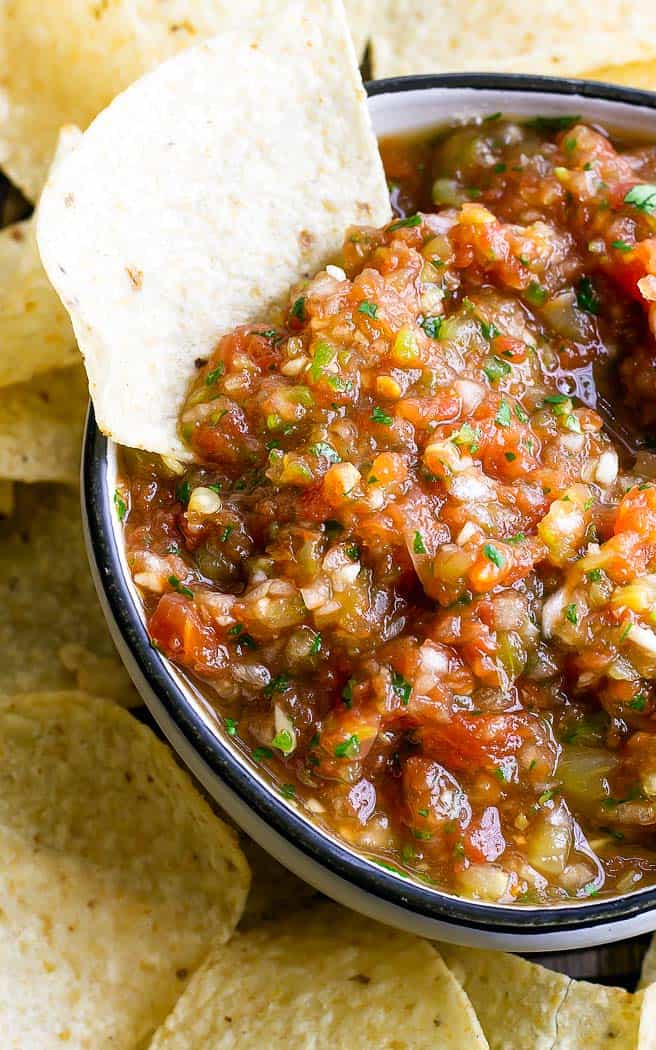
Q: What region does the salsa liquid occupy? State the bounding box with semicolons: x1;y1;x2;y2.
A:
119;115;656;904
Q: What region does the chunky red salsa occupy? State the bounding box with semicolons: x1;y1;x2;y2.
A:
119;115;656;904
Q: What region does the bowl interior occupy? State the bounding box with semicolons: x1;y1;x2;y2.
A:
89;76;656;939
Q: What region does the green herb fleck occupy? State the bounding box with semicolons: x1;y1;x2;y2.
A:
611;239;633;253
624;184;656;214
334;734;360;759
413;531;427;554
205;363;225;385
483;355;511;383
309;340;336;381
167;575;194;599
114;490;127;521
483;543;505;569
264;674;292;698
280;783;296;799
175;479;191;504
225;718;238;736
221;525;234;543
371;405;393;426
271;730;295;754
311;441;341;464
391;671;412;705
629;693;646;712
526;281;548;305
388;214;422;232
576;275;600;314
291;296;307;322
538;789;555;805
342;679;355;708
495;399;512;427
421;315;443;339
565;603;578;625
252;746;274;762
358;300;378;318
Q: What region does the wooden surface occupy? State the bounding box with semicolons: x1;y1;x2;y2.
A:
531;936;650;988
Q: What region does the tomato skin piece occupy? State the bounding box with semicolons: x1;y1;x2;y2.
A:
148;593;226;675
615;484;656;542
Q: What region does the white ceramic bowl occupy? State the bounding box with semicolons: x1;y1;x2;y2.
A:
84;73;656;952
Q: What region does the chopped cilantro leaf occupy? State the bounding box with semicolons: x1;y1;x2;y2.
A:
175;479;191;504
358;300;378;318
113;490;127;521
371;405;393;425
481;320;500;341
527;114;580;132
252;746;274;762
538;789;555;805
421;315;443;339
483;355;511;383
342;679;355;708
264;674;292;698
505;451;517;462
345;544;360;561
271;730;295;754
494;399;512;427
565;603;578;625
310;441;341;463
514;402;529;423
526;281;548;305
309;632;322;656
624;184;656;214
334;734;360;759
167;575;194;599
576;275;600;314
280;783;296;799
587;568;603;583
291;296;307;322
629;693;646;712
221;525;233;543
483;543;505;569
388;214;422;232
508;532;526;544
413;530;427;554
309;340;336;381
205;363;225;385
391;671;412;705
224;718;238;736
611;239;633;253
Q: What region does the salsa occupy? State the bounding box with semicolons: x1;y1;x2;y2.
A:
119;114;656;905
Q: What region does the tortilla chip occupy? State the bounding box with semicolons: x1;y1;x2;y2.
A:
0;0;374;201
344;0;374;61
0;129;80;390
370;2;656;79
148;905;488;1048
639;983;656;1049
584;60;656;91
236;833;322;930
37;0;390;459
0;363;87;483
0;482;135;702
441;944;644;1049
0;480;13;517
639;936;656;989
0;690;249;1049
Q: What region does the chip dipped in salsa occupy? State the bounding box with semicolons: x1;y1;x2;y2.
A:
118;114;656;905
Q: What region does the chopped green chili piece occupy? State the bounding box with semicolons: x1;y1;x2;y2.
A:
388;213;422;232
413;530;427;554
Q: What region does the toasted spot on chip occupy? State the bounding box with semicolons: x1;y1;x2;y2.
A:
148;905;487;1048
0;690;249;1049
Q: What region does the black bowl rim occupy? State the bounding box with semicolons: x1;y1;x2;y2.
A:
84;71;656;936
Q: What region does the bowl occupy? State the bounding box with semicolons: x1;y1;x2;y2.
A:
83;72;656;952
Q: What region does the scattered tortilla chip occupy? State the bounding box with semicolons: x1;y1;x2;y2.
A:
640;936;656;989
0;482;134;701
0;128;79;390
371;1;656;79
0;480;13;517
441;944;644;1049
639;983;656;1049
236;832;322;930
584;60;656;91
38;0;390;458
0;0;373;201
0;363;87;483
148;905;488;1049
0;690;249;1049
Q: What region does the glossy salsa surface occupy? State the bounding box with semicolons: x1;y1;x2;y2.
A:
119;114;656;905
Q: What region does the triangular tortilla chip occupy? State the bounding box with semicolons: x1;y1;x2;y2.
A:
0;0;375;200
37;0;390;458
149;906;488;1048
0;690;249;1049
